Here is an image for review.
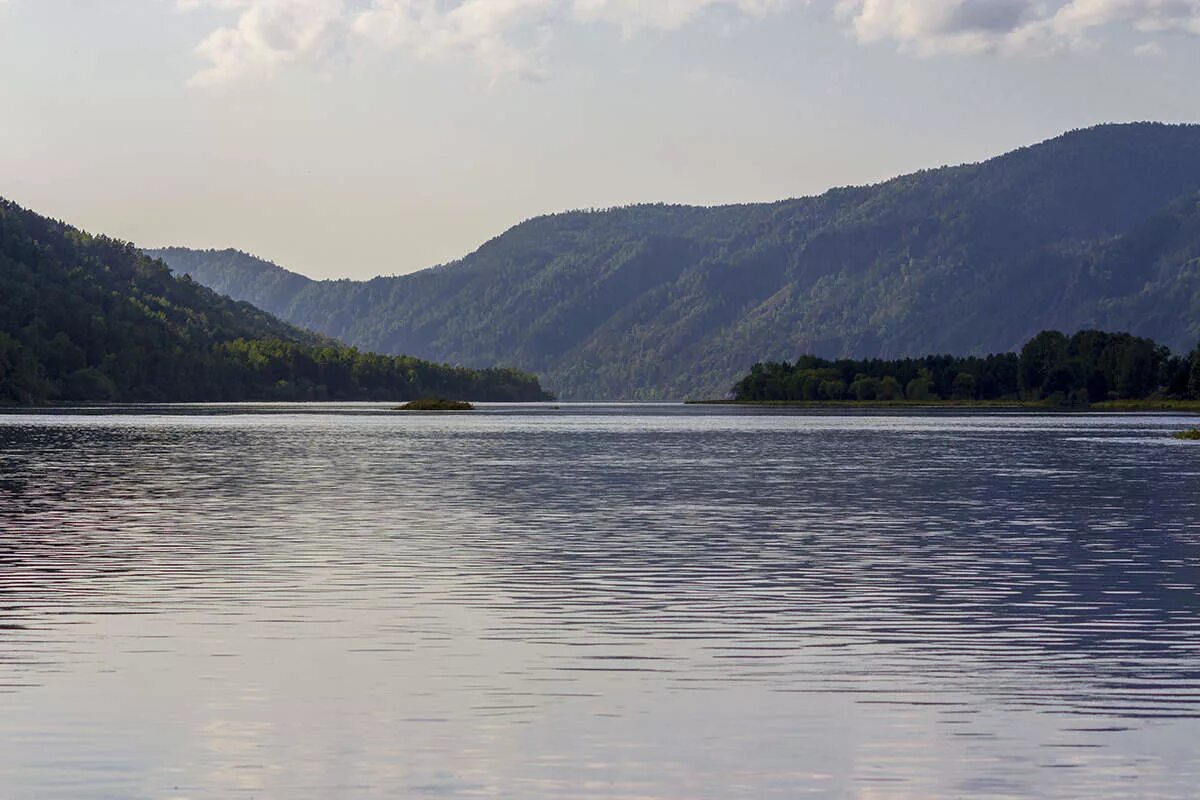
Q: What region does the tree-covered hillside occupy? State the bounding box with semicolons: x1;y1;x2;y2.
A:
0;198;550;404
152;122;1200;401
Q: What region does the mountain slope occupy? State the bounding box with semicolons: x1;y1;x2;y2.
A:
0;198;550;403
152;122;1200;400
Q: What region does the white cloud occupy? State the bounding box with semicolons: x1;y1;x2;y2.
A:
178;0;1200;85
571;0;790;34
835;0;1200;55
1047;0;1200;35
353;0;561;80
182;0;348;87
182;0;802;84
835;0;1039;55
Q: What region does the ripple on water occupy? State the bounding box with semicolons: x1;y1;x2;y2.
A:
0;405;1198;799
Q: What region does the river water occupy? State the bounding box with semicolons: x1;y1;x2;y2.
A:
1;404;1198;799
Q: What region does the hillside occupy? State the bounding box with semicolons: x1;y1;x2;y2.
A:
0;198;550;403
152;122;1200;401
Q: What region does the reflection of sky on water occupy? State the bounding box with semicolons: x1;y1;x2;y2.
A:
1;406;1198;798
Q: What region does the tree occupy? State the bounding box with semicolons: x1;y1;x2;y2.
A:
1189;346;1200;399
819;379;846;400
1085;370;1110;402
1019;330;1069;399
906;369;937;401
1043;365;1076;397
878;375;904;400
849;374;880;400
63;367;116;401
1116;339;1159;399
951;372;977;400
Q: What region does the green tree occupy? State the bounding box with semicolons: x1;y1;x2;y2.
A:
64;367;116;401
849;374;880;400
1115;339;1159;399
951;372;977;400
819;379;846;400
906;369;937;401
1189;346;1200;399
878;375;904;400
1019;330;1069;399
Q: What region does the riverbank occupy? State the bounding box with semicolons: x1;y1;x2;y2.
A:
687;399;1200;412
1091;400;1200;412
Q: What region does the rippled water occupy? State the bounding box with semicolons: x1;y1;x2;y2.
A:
1;404;1199;799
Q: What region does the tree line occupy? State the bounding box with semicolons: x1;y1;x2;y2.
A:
733;329;1200;405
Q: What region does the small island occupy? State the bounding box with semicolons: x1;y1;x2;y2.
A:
396;397;475;411
1174;428;1200;440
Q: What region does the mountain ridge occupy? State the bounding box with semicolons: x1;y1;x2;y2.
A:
152;122;1200;400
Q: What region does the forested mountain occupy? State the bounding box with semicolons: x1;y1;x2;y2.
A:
0;198;550;403
152;122;1200;401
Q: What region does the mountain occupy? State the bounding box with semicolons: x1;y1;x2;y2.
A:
151;122;1200;401
0;198;550;403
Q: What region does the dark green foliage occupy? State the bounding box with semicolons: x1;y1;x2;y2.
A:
1018;329;1171;402
878;375;903;400
397;397;475;411
1175;428;1200;440
0;198;550;404
905;370;937;402
951;372;977;400
1189;348;1200;399
153;123;1200;400
733;329;1193;405
1019;331;1069;397
733;353;1022;402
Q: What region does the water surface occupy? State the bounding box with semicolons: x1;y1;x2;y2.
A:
1;404;1198;798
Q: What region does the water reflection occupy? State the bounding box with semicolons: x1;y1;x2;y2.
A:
1;406;1198;798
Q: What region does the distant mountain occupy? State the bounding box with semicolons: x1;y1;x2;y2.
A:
152;122;1200;400
0;198;550;403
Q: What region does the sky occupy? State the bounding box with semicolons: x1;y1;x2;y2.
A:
1;1;1199;280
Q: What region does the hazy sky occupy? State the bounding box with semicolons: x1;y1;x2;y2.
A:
2;1;1199;279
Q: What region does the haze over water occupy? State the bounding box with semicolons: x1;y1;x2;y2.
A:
1;405;1198;798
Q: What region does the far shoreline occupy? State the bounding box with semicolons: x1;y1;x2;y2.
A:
686;399;1200;413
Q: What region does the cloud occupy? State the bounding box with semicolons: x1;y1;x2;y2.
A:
835;0;1200;55
1047;0;1200;36
353;0;561;80
182;0;349;87
179;0;1200;85
571;0;790;34
350;0;790;80
184;0;801;84
835;0;1040;54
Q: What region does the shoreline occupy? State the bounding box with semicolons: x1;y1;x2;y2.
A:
686;399;1200;413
